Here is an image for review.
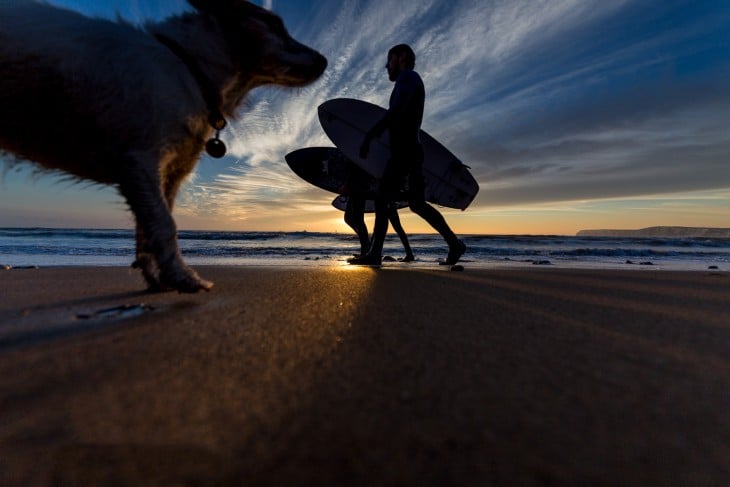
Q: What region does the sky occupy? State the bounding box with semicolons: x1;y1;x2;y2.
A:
0;0;728;235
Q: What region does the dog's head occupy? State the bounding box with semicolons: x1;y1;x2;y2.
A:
188;0;327;87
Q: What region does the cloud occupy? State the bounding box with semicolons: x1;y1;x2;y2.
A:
166;0;730;226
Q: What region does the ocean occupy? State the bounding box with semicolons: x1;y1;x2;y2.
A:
1;228;729;271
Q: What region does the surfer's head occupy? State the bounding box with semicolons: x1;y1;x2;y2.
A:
386;44;416;81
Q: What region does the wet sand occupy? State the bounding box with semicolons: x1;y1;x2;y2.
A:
1;266;728;485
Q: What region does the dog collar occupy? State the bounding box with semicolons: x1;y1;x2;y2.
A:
154;33;227;158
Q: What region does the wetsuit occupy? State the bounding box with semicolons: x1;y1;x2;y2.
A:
364;69;459;260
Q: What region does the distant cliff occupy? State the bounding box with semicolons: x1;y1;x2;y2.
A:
576;226;730;238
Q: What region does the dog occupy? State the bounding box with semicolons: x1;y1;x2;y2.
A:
0;0;327;292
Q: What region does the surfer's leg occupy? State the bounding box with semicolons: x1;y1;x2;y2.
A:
388;207;414;261
345;195;370;255
349;196;386;264
409;199;466;264
349;175;394;265
407;158;466;264
410;199;456;245
370;196;389;258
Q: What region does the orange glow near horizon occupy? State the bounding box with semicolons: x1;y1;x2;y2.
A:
2;168;727;236
172;190;730;236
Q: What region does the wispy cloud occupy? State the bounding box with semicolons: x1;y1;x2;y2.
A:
186;0;685;221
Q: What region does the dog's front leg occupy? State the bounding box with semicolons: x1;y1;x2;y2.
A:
119;155;213;293
131;222;163;291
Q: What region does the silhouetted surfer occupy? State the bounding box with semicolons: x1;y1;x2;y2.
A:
350;44;465;266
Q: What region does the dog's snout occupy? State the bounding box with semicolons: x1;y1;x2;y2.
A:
314;52;327;76
290;38;327;74
276;40;327;84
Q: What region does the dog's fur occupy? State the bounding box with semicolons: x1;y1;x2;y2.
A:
0;0;326;292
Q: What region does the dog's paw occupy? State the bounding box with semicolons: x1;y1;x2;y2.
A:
194;278;214;292
174;275;214;293
160;266;213;293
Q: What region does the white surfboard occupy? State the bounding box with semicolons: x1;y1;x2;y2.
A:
318;98;479;210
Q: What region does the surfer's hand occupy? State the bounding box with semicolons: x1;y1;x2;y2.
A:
359;136;370;159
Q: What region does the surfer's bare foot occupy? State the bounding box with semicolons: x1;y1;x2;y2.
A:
440;240;466;265
348;254;382;266
399;254;415;263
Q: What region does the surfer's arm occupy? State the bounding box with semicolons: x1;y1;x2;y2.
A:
364;72;418;139
361;72;420;158
365;114;390;140
360;112;391;158
360;80;407;157
368;78;411;134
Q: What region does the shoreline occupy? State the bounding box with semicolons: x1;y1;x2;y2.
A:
1;266;728;484
2;257;727;272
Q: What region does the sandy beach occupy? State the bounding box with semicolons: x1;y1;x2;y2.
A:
0;265;728;485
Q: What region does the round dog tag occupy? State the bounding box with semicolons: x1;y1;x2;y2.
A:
205;137;226;158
